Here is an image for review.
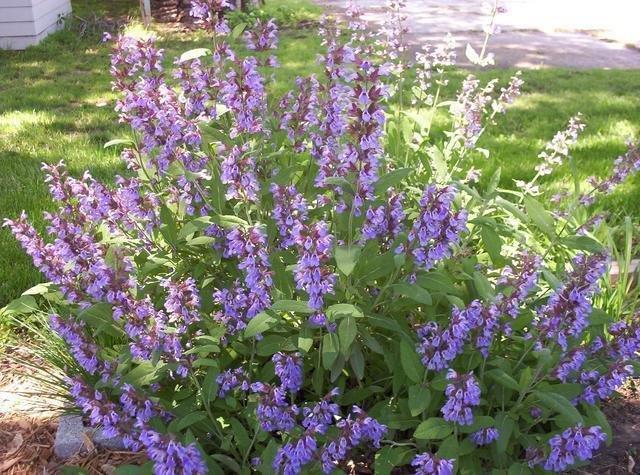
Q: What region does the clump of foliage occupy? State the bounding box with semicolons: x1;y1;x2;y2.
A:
3;1;640;474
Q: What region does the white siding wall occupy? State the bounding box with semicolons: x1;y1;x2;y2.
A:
0;0;72;50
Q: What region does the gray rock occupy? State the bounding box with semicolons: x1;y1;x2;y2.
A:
53;414;85;459
91;427;127;451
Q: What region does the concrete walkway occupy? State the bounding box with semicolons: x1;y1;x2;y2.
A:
315;0;640;69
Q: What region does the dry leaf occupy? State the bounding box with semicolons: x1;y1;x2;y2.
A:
82;431;96;453
102;463;117;474
7;432;24;456
628;454;636;473
0;456;21;472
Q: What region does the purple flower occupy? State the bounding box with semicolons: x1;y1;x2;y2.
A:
450;75;497;148
293;221;336;309
496;252;541;318
416;301;481;371
533;252;608;351
302;388;341;434
320;406;386;474
544;425;606;472
584;142;640;201
220;56;266;137
161;277;201;330
361;189;405;246
535;115;585;176
244;19;279;51
69;378;122;439
216;367;250;397
441;370;481;426
50;314;107;376
279;76;320;152
579;363;634;404
273;352;304;393
273;432;317;475
213;280;251;335
224;226;273;318
140;429;208;475
412;452;454;475
251;382;300;432
553;348;588;382
470;427;499;446
271;184;309;247
190;0;232;34
473;303;501;358
220;144;260;202
404;185;467;271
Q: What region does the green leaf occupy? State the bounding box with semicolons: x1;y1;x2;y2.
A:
562;235;603;253
211;454;241;474
392;283;433;305
414;417;453;440
271;300;313;314
508;463;532;475
374;446;412;475
495;412;516;454
486;368;520;391
583;403;612;445
326;303;364;319
335;245;361;276
473;271;495;300
1;295;37;316
399;339;424;383
230;22;247;40
437;434;459;459
375;168;413;194
524;196;556;237
179;47;211;63
349;342;365;380
169;411;208;432
481;224;504;265
534;390;583;425
244;312;277;338
338;315;357;354
459;415;496;434
103;138;134;149
322;333;339;369
408;385;431;417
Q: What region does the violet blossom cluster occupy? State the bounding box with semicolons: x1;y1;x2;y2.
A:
535;114;585;176
578;362;634;405
470;427;499;446
319;406;387;474
441;370;481;425
450;75;497;148
361;189;405;246
216;367;250;397
402;184;468;271
271;184;309;247
273;352;304;393
220;144;261;202
533;252;608;351
50;314;109;376
582;141;640;205
292;221;336;310
251;382;300;432
411;452;454;475
190;0;232;35
279;75;321;152
416;300;488;370
496;252;541;318
542;425;606;472
223;226;273;318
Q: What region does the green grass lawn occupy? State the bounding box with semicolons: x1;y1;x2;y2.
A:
0;0;639;307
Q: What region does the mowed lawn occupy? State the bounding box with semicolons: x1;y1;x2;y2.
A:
1;0;639;306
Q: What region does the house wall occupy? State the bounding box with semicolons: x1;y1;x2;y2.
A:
0;0;72;50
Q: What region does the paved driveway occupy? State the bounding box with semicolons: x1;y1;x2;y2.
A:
315;0;640;68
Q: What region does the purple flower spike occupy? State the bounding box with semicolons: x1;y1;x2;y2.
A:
544;425;606;472
412;452;454;475
470;427;499;446
272;352;304;393
404;184;467;271
441;370;480;426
